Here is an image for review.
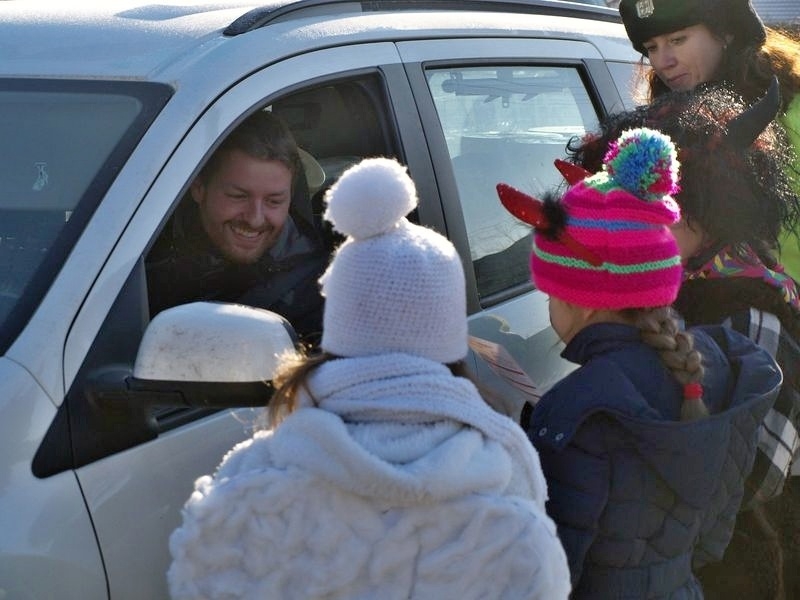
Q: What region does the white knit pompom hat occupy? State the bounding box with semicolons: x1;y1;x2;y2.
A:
319;157;467;363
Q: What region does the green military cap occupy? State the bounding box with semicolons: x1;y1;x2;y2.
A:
619;0;765;55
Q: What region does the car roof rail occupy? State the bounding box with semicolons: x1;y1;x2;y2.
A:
224;0;619;36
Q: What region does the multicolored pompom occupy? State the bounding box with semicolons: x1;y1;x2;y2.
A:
602;127;680;202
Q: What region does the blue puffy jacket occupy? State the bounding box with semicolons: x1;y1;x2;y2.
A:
527;322;782;599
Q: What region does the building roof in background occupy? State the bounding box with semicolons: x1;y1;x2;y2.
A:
751;0;800;24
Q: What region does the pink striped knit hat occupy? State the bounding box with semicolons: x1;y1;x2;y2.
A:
498;127;683;310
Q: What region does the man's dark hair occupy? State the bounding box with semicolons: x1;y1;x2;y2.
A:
198;110;302;183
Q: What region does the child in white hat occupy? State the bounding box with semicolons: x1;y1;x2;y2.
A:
167;157;570;600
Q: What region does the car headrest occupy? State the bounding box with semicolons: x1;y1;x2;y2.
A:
298;147;325;195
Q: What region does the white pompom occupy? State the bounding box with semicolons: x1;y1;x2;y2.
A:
323;157;418;240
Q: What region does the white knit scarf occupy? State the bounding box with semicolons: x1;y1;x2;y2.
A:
295;352;548;502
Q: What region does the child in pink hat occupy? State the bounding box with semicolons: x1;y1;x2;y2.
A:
499;127;781;599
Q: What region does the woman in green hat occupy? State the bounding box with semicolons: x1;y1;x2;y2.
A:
618;0;800;281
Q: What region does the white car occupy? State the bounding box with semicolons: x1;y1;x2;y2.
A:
0;1;641;597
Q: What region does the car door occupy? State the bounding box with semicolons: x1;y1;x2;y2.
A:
397;37;638;405
58;42;417;600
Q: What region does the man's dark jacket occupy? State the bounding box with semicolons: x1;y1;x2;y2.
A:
146;200;329;343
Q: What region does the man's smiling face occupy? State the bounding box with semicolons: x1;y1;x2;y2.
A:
191;148;293;264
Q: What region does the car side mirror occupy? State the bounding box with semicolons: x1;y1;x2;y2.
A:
87;302;298;409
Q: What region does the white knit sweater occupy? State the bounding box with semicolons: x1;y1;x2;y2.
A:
168;353;570;599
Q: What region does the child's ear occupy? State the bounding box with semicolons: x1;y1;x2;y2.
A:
577;305;597;324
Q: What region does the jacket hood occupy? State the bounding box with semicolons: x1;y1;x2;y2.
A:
536;324;781;507
268;408;512;506
629;325;780;505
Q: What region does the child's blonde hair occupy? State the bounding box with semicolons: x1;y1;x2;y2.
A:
627;306;708;421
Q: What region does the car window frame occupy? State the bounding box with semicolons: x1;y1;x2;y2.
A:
51;46;413;474
402;50;627;311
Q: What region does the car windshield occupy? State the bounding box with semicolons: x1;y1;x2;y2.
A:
0;80;171;351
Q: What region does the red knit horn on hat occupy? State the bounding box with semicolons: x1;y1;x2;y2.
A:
496;182;603;267
496;182;547;228
554;159;591;186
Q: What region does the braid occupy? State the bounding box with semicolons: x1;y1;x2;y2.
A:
632;307;709;421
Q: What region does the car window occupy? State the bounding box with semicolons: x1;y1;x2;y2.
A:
425;65;600;299
43;74;401;477
607;59;647;110
271;77;397;213
0;81;170;351
142;74;399;431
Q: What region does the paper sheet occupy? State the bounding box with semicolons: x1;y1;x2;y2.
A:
468;335;541;404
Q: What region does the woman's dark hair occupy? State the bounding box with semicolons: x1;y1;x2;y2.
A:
568;84;799;264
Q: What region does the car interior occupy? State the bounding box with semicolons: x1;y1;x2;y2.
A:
270;75;398;230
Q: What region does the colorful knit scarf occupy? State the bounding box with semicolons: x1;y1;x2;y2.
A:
684;243;800;312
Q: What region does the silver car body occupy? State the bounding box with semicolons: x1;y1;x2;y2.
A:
0;1;640;597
